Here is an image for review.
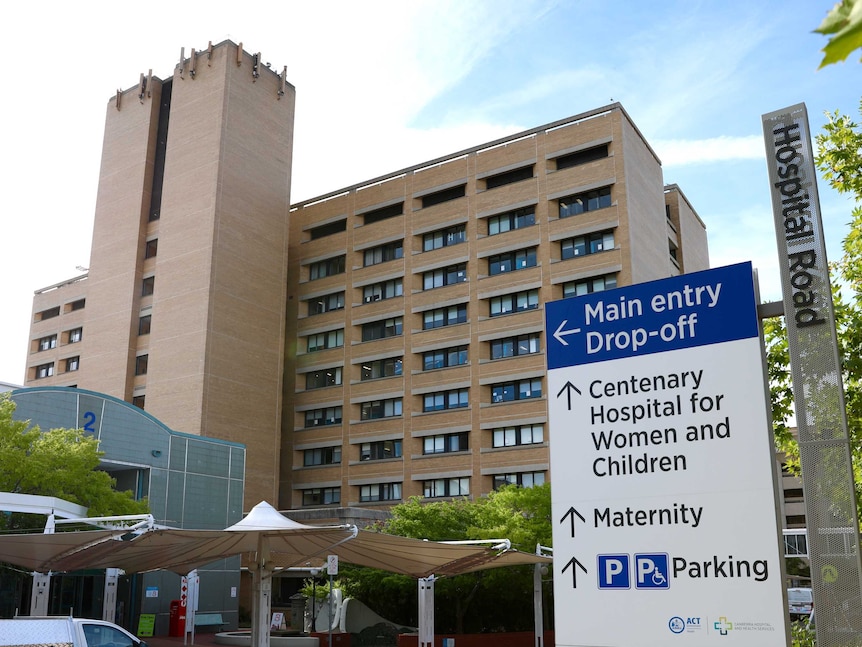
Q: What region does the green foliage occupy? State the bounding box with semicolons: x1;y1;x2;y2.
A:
340;484;552;633
0;393;147;530
815;0;862;67
790;619;817;647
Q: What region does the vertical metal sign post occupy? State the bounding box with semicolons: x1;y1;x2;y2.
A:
546;262;789;647
763;103;862;646
327;554;338;647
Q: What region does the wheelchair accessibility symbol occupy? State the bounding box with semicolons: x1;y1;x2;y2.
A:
635;553;670;589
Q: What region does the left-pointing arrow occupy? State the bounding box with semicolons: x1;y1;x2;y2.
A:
553;319;581;346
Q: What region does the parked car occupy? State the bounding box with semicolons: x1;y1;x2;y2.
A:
788;587;814;618
0;616;147;647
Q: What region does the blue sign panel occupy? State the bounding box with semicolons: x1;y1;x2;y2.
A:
545;262;758;370
597;554;631;589
634;553;670;589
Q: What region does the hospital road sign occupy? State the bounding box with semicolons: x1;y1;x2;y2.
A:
546;262;788;647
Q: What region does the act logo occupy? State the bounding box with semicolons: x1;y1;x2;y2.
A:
669;616;703;634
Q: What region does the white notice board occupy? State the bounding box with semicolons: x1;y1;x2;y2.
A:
545;262;787;646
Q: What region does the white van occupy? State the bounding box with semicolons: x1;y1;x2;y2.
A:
0;616;148;647
788;587;814;617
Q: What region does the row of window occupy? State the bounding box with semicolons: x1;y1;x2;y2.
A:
299;469;546;506
301;378;542;412
34;298;85;323
35;327;83;352
307;226;613;287
303;145;611;242
33;356;80;378
308;270;617;336
305;183;615;282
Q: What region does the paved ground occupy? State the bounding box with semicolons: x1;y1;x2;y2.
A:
142;633;223;647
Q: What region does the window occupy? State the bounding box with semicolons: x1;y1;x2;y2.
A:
492;424;544;448
305;406;343;428
423;224;466;251
489;289;539;317
65;356;80;372
423;263;467;290
38;334;57;351
560;230;615;259
669;241;679;266
562;274;618;298
305;367;343;389
422;304;467;330
361;398;402;420
555;144;609;170
423;388;469;412
35;362;54;379
363;202;403;225
138;315;152;336
360;440;402;461
142;276;155;296
36;306;60;321
361;357;403;380
484;164;533;189
361;316;403;341
363;279;403;303
488;247;537;275
145;239;158;259
132;395;146;409
490;334;540;360
488;207;536;235
302;487;340;506
309;220;346;240
68;327;83;343
81;623;136;647
306;329;344;352
424;478;470;498
423;432;469;455
303;446;342;466
421;184;466;208
491;378;542;403
69;298;86;311
360;482;402;502
308;291;345;316
493;471;545;489
364;241;403;266
135;354;149;376
423;345;468;370
309;255;346;280
559;186;612;218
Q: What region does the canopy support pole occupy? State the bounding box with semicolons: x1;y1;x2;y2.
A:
418;576;434;647
250;545;272;647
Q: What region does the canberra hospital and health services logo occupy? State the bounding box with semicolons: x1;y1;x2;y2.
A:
668;616;776;636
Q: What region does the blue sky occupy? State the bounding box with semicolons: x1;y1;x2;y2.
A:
0;0;859;384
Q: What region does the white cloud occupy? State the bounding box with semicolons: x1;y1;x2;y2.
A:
653;135;765;167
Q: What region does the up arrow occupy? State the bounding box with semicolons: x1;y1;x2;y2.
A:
556;381;581;410
562;556;588;588
560;506;586;538
553;319;581;346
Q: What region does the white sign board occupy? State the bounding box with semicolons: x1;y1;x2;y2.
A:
546;262;787;646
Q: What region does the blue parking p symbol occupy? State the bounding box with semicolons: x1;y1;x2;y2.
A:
597;554;630;589
635;553;670;589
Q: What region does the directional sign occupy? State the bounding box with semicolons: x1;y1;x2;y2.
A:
546;262;787;647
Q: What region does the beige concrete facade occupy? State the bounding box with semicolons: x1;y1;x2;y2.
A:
282;104;709;511
24;47;708;515
25;40;295;509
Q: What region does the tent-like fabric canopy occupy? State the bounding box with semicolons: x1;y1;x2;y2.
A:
0;501;550;577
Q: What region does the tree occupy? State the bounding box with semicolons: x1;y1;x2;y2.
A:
340;483;552;634
0;392;148;531
766;101;862;510
815;0;862;67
